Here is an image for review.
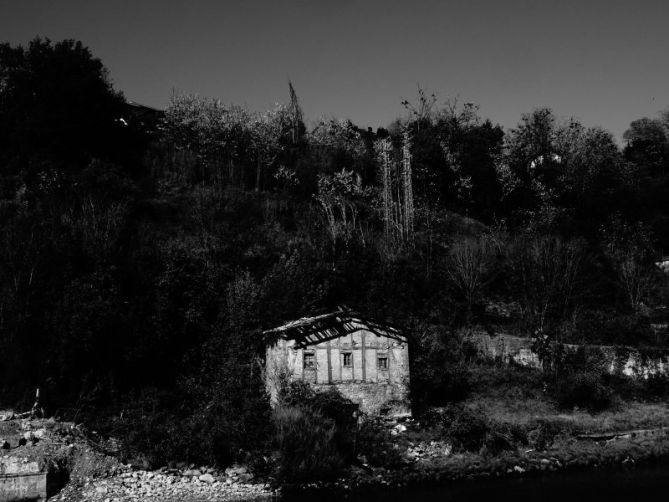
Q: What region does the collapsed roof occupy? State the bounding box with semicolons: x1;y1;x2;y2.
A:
263;309;406;348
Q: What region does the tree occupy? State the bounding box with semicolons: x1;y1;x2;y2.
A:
308;118;367;175
288;81;305;145
553;122;628;230
0;38;135;183
445;235;496;317
506;235;587;340
501;109;627;234
375;130;415;249
315;169;367;266
250;104;288;191
600;217;656;315
623;117;668;174
622;112;669;248
499;108;560;217
163;93;253;187
435;102;504;219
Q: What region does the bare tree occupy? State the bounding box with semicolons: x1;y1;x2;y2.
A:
446;235;496;316
315;169;366;268
402;129;415;243
507;235;587;339
600;218;655;314
374;128;415;250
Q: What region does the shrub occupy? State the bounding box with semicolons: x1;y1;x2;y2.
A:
573;309;655;346
553;370;613;411
485;422;528;454
468;359;544;400
272;382;358;481
639;373;669;399
278;381;358;458
435;405;525;454
410;326;474;408
357;420;405;468
272;405;345;482
430;367;472;403
526;419;572;450
439;404;489;451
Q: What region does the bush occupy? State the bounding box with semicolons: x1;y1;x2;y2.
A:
527;419;572;450
485;422;528;454
410;326;474;408
573;309;656;346
272;405;345;482
468;359;544;400
640;374;669;398
357;420;405;468
272;382;358;481
434;405;525;454
553;370;613;411
439;404;490;451
430;367;472;403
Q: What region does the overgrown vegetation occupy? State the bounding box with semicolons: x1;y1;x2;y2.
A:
2;38;669;478
272;382;357;481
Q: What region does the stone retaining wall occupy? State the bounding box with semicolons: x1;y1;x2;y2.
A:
0;473;46;502
466;332;669;378
0;455;47;501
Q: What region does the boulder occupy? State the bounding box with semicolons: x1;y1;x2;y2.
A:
0;410;14;421
237;472;254;482
225;465;248;476
23;431;40;444
391;424;407;436
32;428;47;439
199;473;215;483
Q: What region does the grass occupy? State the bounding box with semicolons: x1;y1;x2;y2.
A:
472;397;669;433
462;361;669;434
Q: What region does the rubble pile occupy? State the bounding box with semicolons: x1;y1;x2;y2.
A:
1;412;275;501
405;440;453;462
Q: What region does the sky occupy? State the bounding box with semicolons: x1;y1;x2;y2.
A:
1;0;668;141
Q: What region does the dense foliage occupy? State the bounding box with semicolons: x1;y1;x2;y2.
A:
2;38;669;469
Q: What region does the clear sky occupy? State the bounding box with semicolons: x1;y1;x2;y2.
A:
1;0;668;141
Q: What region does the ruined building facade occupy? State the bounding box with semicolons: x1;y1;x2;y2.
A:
264;310;411;416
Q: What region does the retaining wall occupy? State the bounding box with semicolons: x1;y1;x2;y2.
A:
466;332;669;378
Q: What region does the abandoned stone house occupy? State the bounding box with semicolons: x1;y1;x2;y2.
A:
263;310;411;416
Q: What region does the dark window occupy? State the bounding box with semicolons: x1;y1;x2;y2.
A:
304;352;316;369
342;353;352;368
377;356;388;370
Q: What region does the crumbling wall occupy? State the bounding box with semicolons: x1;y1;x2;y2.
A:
326;382;410;416
0;472;47;502
467;333;541;369
0;457;46;502
466;331;669;378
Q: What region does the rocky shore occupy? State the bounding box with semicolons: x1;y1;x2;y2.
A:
42;430;669;501
283;427;669;495
5;415;669;500
49;466;276;502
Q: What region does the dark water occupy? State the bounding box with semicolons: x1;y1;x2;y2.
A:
286;464;669;502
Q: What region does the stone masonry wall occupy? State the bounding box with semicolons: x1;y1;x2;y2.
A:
0;457;46;502
326;382;410;416
466;331;669;378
